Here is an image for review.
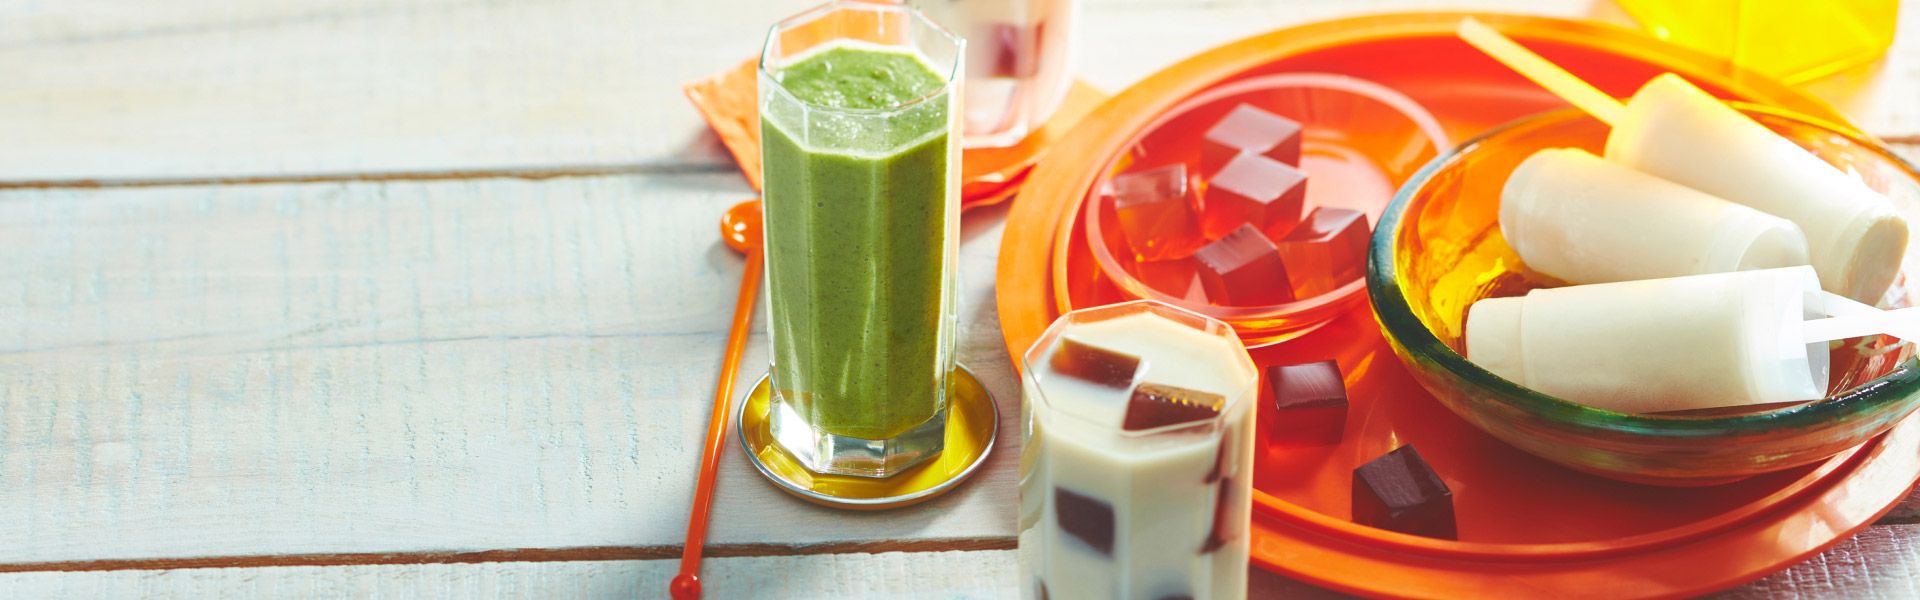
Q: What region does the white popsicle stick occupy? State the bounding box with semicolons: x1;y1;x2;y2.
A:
1456;17;1626;126
1802;292;1920;343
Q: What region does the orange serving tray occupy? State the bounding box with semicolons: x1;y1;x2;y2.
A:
997;12;1919;599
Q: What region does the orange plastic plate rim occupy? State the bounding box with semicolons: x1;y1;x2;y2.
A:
994;11;1913;599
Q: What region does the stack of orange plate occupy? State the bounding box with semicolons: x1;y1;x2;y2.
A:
997;12;1920;599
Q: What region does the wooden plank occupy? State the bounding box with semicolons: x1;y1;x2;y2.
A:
2;0;1911;182
0;526;1914;598
1887;486;1920;524
1714;525;1920;600
1237;525;1920;599
0;551;1021;599
0;172;1021;564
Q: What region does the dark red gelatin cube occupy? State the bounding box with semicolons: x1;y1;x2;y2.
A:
1352;445;1456;540
1122;383;1223;431
1055;487;1116;556
1049;337;1141;389
1193;223;1295;306
1200;476;1241;553
1200;104;1304;176
1266;360;1349;447
1206;428;1234;484
1273;207;1370;298
1200;153;1307;240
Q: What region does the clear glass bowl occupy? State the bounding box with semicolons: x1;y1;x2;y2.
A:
1084;73;1449;345
1368;104;1920;485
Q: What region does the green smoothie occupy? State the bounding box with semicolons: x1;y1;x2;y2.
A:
761;43;957;441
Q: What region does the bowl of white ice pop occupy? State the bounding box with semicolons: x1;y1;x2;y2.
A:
1368;66;1920;484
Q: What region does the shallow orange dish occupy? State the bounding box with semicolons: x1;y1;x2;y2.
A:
997;12;1918;599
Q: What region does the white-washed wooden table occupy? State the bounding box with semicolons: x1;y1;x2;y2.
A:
0;0;1916;597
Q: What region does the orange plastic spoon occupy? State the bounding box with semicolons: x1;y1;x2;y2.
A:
671;199;764;600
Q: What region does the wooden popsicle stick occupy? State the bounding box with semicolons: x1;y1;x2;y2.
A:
1805;293;1920;343
1456;17;1626;127
1802;307;1920;344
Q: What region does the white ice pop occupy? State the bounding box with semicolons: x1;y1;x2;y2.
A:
1456;19;1908;304
1606;74;1909;303
1501;148;1810;284
1465;266;1830;413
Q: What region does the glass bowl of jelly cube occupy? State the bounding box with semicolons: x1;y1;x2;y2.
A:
1083;72;1449;345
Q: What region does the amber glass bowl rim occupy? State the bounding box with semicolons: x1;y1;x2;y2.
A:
1366;103;1920;438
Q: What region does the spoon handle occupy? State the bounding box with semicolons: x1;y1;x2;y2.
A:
673;250;762;600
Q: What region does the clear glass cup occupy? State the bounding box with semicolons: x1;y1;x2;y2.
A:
910;0;1078;148
1017;300;1258;600
757;1;964;478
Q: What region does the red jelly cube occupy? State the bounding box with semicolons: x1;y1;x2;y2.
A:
1273;207;1370;298
1112;165;1203;261
1200;153;1307;240
1352;445;1456;540
1193;224;1295;306
1176;274;1208;305
1265;360;1348;447
1200;104;1303;176
1134;257;1210;305
983;21;1046;78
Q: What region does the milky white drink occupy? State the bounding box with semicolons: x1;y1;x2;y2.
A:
1606;74;1908;303
1502;147;1810;284
911;0;1078;147
1465;266;1829;413
1018;301;1257;600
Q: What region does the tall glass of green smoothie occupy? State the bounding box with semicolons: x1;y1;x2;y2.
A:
758;1;963;478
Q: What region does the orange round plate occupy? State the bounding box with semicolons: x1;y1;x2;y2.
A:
996;12;1919;599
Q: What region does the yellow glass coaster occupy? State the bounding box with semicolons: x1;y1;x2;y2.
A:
737;365;999;510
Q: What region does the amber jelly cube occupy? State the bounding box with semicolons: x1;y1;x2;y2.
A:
1200;104;1304;176
1193;223;1295;306
1112;165;1203;261
1200;153;1307;240
1049;337;1143;390
1273;207;1370;298
1122;383;1223;431
1265;360;1348;447
1352;445;1456;540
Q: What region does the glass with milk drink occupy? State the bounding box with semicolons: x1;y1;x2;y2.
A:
1017;300;1258;600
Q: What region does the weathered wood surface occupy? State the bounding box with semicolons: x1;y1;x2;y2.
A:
0;173;1020;565
1;0;1913;182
